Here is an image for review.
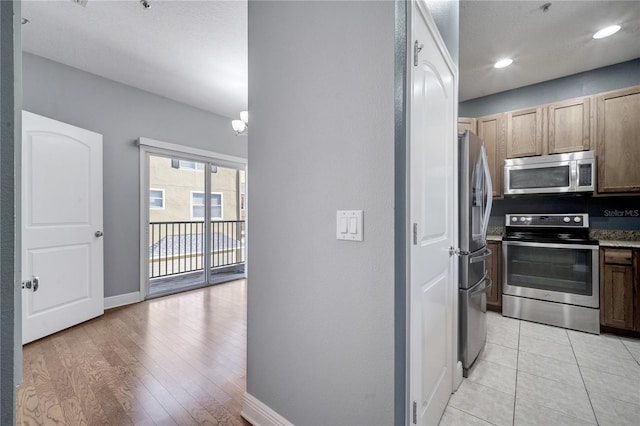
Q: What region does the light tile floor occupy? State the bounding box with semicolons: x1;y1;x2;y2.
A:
440;312;640;426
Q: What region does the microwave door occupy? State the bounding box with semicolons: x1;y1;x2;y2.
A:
505;160;572;195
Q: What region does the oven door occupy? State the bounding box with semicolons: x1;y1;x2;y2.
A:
502;240;599;308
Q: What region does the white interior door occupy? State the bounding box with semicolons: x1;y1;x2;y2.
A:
22;111;104;344
409;1;457;425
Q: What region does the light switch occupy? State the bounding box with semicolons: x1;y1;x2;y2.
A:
348;217;357;234
336;210;363;241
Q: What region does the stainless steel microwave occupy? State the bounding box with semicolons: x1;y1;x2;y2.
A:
504;150;595;196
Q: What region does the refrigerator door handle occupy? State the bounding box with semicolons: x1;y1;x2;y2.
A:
480;145;493;242
469;248;492;264
470;274;493;296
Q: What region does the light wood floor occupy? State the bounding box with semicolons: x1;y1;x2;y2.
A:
17;280;250;425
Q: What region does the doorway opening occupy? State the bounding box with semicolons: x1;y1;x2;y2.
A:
139;140;247;299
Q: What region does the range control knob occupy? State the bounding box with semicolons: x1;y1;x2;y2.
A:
511;217;518;222
574;216;582;223
563;217;571;223
520;217;526;222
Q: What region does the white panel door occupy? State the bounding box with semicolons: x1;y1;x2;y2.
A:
22;111;104;344
409;1;457;425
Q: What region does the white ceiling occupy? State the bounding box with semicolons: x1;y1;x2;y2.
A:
21;0;248;119
21;1;640;117
460;0;640;101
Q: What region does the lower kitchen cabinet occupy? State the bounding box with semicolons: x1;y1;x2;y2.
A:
600;247;639;331
487;241;502;311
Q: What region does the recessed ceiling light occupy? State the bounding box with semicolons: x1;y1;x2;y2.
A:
494;58;513;69
593;25;621;39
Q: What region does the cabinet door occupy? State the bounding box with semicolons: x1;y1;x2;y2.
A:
600;250;635;330
548;97;592;154
635;251;640;332
458;117;477;135
596;86;640;193
506;107;543;158
477;114;505;198
486;241;502;310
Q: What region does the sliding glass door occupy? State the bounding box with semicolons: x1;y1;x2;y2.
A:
147;154;245;298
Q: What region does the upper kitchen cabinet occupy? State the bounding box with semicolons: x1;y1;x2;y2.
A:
477;113;505;198
596;86;640;193
458;117;477;135
548;96;593;154
506;107;544;158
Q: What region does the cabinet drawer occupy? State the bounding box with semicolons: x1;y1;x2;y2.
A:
603;248;633;265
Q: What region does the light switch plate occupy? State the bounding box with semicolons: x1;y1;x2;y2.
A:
336;210;363;241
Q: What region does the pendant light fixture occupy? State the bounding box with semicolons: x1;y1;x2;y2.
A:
232;111;248;136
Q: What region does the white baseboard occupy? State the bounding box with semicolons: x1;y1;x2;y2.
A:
454;360;463;391
104;291;142;310
241;392;293;426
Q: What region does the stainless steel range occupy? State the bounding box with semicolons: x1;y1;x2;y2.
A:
502;213;600;334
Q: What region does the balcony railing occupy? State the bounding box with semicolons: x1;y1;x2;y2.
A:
149;220;245;279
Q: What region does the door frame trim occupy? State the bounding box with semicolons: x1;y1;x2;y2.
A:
137;137;247;300
393;0;408;424
405;1;460;423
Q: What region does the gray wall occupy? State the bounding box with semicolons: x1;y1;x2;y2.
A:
22;53;248;298
247;1;396;424
459;58;640;230
460;59;640;117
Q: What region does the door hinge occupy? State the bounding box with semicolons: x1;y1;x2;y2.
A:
449;246;470;256
414;40;423;67
413;223;418;245
412;400;417;424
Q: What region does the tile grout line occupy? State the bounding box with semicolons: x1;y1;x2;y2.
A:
568;331;600;425
619;338;640;367
447;405;501;426
512;319;521;426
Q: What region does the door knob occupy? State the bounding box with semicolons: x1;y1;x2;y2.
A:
95;231;104;237
21;276;39;292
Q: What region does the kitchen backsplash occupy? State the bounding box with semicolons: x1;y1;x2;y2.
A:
488;195;640;231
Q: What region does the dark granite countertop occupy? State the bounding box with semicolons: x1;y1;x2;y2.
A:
485;228;640;248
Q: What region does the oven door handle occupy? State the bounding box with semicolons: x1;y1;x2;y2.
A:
471;275;493;296
469;248;492;264
502;240;599;251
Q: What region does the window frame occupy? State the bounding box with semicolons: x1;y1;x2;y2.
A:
190;191;223;220
149;188;165;210
178;160;205;171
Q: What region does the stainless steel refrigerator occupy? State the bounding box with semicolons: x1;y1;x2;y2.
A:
458;130;493;376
